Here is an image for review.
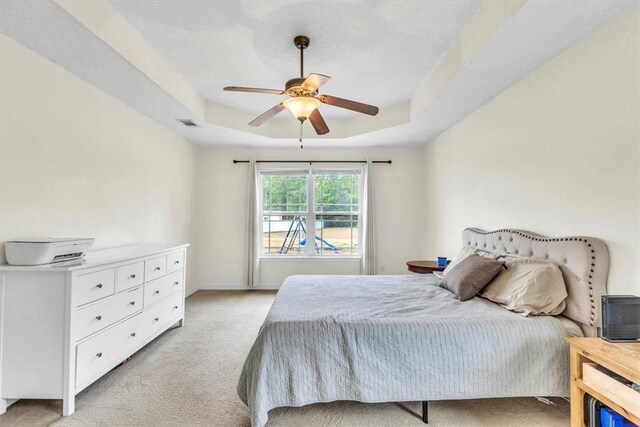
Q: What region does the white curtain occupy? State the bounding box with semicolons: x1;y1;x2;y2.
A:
361;161;376;275
246;161;260;287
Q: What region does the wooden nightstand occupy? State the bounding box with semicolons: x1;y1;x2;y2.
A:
406;260;446;274
567;337;640;427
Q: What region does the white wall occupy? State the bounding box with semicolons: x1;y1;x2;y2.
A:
422;4;640;295
0;35;198;289
193;146;425;288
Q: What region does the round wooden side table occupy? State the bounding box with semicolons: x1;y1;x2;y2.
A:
406;260;446;274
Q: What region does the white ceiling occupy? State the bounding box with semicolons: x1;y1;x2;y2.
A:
0;0;636;147
108;0;480;119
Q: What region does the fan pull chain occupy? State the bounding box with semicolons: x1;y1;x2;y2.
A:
299;122;304;149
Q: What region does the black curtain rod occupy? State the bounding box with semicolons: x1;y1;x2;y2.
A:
232;160;392;164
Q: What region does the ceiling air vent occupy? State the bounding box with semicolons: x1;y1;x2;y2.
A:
177;119;199;127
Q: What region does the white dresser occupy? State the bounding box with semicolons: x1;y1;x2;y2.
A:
0;243;188;415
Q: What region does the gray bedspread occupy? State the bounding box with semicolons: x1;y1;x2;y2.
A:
238;275;571;427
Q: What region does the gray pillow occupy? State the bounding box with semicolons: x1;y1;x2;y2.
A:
440;254;504;301
442;246;499;277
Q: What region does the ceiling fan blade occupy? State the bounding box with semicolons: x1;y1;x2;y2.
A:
318;95;379;116
224;86;284;95
309;109;330;135
248;103;285;127
301;73;331;91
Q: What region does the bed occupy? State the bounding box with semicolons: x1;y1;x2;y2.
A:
238;228;609;427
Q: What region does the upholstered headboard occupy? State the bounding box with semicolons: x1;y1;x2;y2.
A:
462;228;609;336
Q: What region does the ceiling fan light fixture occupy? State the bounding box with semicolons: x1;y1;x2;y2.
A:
283;96;320;122
224;35;378;136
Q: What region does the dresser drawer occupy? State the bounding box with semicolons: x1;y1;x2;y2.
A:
143;276;173;308
76;286;143;340
76;313;143;388
166;270;184;293
76;269;115;306
145;256;166;282
142;291;183;340
116;261;144;292
166;250;185;273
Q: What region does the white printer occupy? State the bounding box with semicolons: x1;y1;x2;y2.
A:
5;238;95;266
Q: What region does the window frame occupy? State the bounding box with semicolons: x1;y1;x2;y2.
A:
258;164;363;259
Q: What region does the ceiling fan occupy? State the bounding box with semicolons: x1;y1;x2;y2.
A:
223;35;379;137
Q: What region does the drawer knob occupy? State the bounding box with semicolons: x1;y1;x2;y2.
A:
96;352;103;358
154;267;160;271
131;332;136;337
129;274;136;279
154;290;160;295
129;301;136;306
174;281;179;285
96;283;103;289
174;305;178;309
174;261;180;265
154;317;159;322
96;315;102;320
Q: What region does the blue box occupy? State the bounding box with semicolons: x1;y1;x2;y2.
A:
600;407;637;427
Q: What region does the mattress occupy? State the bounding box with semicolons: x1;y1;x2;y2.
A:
238;274;573;427
557;316;584;337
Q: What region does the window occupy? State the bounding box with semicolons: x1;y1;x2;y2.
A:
260;166;361;257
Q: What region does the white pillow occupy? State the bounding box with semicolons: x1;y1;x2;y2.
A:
481;258;568;316
443;246;498;276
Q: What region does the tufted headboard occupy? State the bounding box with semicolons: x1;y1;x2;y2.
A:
462;228;609;336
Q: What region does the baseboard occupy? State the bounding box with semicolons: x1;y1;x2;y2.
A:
196;283;280;291
185;287;200;298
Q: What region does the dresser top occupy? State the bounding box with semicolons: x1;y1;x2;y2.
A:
0;243;189;272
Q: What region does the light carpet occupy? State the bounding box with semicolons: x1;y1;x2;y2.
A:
0;291;570;427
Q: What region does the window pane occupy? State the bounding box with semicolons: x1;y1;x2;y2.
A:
313;171;360;255
262;174;307;213
315;214;359;255
261;172;308;255
262;215;307;255
314;172;359;213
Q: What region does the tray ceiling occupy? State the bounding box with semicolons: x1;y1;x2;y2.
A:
0;0;635;147
108;0;480;119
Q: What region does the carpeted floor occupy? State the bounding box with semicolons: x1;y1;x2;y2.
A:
0;291;570;427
